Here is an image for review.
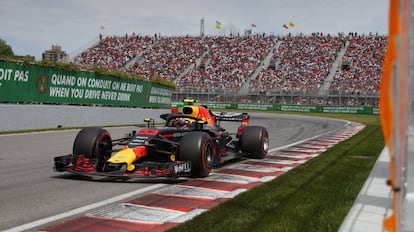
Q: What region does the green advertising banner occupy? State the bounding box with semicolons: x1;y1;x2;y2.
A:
0;60;173;108
203;102;236;109
171;102;237;109
238;103;278;111
171;101;379;115
280;105;320;113
322;106;373;114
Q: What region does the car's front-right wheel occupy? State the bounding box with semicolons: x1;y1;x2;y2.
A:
179;132;214;178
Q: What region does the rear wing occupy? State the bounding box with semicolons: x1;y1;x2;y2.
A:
212;112;249;124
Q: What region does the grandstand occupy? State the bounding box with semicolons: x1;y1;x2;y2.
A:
72;32;387;106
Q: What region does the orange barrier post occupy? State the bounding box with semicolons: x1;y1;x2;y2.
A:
381;0;399;231
380;0;413;230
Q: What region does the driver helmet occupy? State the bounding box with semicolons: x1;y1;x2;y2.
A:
183;118;196;127
174;118;195;128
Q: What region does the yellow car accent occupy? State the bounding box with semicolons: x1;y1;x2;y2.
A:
182;105;215;126
107;146;147;172
126;163;135;171
182;106;199;118
183;99;197;105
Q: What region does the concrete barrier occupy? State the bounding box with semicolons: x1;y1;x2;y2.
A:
0;104;169;132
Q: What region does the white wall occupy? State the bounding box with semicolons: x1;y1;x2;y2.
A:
0;104;169;132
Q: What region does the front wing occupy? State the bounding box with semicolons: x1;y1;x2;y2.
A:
54;154;192;179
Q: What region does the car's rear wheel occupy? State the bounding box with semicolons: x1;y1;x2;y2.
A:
240;126;269;159
72;127;112;170
179;132;214;177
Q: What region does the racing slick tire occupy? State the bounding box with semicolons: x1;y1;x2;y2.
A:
72;127;112;170
240;126;269;159
179;132;214;178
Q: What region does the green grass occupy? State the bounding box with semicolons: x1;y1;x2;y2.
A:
169;113;384;232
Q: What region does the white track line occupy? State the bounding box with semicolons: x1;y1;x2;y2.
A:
3;184;166;232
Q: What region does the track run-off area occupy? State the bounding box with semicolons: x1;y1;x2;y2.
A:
0;113;364;231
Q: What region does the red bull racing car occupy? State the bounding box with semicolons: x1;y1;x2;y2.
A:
54;100;269;179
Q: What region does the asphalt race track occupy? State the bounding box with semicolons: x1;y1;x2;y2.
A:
0;112;354;231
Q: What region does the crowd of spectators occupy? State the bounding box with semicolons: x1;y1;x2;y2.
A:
125;36;206;81
178;36;276;91
75;33;155;70
329;35;387;95
251;34;343;93
74;33;387;98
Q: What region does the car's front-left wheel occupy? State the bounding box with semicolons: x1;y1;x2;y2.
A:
72;127;112;171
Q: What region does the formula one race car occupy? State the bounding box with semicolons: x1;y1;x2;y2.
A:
54;100;269;179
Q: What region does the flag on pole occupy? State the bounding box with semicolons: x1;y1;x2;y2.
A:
215;21;222;29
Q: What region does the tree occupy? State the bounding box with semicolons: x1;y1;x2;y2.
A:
0;38;14;57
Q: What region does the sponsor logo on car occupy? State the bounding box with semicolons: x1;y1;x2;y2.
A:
174;162;191;173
